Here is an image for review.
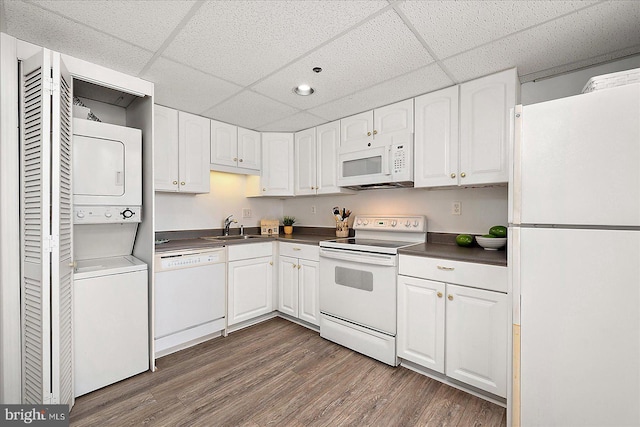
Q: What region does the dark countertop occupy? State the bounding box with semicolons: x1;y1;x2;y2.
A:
399;242;507;267
154;229;507;266
155;232;336;253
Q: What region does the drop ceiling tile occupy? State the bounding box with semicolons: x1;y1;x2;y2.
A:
308;63;453;122
203;91;299;130
26;0;196;51
443;1;640;83
252;9;434;110
400;0;599;60
257;112;327;133
4;0;152;76
142;57;243;116
163;0;388;86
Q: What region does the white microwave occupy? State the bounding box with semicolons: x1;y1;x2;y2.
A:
337;133;413;190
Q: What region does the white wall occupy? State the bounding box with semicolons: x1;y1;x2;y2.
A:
282;185;508;235
155;171;283;231
521;54;640;105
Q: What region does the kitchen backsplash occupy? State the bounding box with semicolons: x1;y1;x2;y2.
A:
155;172;507;235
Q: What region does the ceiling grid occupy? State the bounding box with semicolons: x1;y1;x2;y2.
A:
4;0;639;132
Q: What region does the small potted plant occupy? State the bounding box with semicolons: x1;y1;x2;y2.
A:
282;216;296;235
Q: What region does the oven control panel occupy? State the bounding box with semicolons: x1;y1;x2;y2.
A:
353;215;426;232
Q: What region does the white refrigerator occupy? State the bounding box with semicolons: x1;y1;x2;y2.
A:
510;83;640;426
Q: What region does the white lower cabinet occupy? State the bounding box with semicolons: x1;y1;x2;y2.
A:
227;243;274;326
278;243;320;326
398;255;508;398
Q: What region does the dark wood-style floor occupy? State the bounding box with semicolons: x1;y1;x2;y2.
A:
70;318;507;426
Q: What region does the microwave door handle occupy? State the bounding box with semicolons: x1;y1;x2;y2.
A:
383;146;392;175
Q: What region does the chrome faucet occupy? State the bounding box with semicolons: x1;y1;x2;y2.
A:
224;214;238;236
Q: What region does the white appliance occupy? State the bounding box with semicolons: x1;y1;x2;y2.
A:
73;256;148;397
337;133;413;189
319;215;426;365
71;118;148;396
72;118;142;207
154;248;226;357
511;83;640;426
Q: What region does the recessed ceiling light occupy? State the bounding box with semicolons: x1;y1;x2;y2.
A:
294;84;314;96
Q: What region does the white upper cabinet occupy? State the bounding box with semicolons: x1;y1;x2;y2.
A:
458;68;517;186
340;99;413;149
155;106;210;193
237;127;261;171
178;111;211;193
210;119;238;168
414;69;517;188
154;105;180;192
294;128;317;195
293;122;354;196
261;132;294;196
414;86;459;188
316;120;351;195
210;120;260;174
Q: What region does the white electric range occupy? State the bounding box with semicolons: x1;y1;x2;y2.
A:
318;215;426;366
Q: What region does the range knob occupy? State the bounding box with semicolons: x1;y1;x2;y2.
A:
391;220;397;227
76;211;85;218
363;219;369;225
121;208;135;219
405;220;411;227
356;218;362;225
413;220;419;227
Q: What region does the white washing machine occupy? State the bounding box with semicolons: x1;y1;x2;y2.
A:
73;255;148;397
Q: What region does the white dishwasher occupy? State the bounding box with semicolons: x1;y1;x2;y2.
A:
154;247;226;357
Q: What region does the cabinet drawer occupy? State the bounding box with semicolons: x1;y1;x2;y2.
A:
399;255;507;293
279;242;319;261
228;242;273;261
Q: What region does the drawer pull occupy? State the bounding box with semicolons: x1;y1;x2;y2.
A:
293;248;301;251
448;294;454;301
437;292;443;298
437;265;455;271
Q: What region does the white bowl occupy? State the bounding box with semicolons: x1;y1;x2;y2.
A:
476;236;507;250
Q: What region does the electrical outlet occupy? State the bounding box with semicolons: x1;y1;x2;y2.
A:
452;201;461;216
242;208;252;218
311;205;316;214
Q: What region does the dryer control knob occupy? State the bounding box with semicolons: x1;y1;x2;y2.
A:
76;211;84;218
104;211;112;218
121;208;135;219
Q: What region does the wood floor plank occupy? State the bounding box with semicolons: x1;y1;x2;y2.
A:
70;318;506;427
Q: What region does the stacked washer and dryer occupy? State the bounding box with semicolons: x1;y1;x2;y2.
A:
72;118;149;397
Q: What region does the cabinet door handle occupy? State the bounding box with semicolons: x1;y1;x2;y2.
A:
262;188;266;192
448;294;453;301
239;158;243;162
437;292;443;298
437;265;455;271
180;181;186;185
173;180;178;185
297;264;301;269
292;264;297;268
293;248;301;251
367;131;372;137
233;157;238;161
460;172;466;178
373;130;378;135
269;261;273;266
450;173;456;179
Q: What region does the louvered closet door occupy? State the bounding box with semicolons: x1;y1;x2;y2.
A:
51;52;74;407
21;50;52;404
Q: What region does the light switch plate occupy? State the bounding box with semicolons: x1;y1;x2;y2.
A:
242;208;252;218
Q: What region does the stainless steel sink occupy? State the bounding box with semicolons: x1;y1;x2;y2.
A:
200;235;263;241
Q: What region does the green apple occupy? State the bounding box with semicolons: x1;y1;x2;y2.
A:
456;234;474;247
489;225;507;238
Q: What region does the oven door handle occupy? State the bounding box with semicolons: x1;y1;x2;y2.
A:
319;248;397;267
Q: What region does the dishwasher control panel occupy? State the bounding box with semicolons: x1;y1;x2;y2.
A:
158;250;225;271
